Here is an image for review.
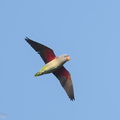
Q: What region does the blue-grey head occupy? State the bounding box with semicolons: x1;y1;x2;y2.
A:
57;54;70;64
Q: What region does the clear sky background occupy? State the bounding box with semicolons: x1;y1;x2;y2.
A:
0;0;120;120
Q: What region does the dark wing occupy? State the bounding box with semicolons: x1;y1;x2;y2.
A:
53;66;75;100
25;37;56;63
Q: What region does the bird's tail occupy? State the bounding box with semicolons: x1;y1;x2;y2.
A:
34;71;44;77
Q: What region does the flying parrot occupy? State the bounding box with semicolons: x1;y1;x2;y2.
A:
25;37;75;100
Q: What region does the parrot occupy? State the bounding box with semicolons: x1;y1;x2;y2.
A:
25;37;75;100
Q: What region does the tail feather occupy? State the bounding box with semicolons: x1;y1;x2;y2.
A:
34;71;44;77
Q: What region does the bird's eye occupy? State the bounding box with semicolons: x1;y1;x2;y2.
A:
65;55;68;57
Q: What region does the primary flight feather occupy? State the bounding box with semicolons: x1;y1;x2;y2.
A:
25;37;75;100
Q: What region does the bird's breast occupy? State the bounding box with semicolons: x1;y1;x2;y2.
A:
44;58;64;73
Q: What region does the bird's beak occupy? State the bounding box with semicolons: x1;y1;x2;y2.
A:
67;56;70;61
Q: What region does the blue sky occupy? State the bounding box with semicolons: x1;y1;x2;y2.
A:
0;0;120;120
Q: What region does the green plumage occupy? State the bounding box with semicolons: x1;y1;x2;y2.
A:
34;58;64;76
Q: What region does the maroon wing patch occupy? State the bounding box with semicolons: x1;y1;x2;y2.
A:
53;66;75;100
25;37;56;63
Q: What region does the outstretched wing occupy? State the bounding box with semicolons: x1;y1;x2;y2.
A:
53;66;75;100
25;37;56;63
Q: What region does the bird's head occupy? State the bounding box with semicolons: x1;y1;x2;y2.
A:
58;54;70;63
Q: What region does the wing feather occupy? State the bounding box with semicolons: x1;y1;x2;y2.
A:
25;37;56;63
53;66;75;100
